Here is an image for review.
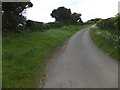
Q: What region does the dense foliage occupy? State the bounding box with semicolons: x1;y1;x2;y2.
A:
96;14;119;35
25;6;84;32
2;2;33;33
2;3;84;33
26;20;44;31
51;7;83;24
91;14;120;60
87;18;102;24
26;20;65;32
51;7;72;24
96;14;120;44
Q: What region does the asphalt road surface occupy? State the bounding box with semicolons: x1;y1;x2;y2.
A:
44;26;118;88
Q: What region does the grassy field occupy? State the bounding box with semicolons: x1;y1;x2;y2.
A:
90;26;119;60
3;24;91;88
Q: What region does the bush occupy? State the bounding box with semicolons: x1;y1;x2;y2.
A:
96;15;120;36
26;20;44;31
46;22;64;29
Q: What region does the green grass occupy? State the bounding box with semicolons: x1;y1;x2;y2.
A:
3;24;92;88
90;26;119;60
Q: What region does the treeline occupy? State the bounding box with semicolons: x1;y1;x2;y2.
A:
86;18;102;24
2;2;83;34
25;21;65;31
25;6;84;32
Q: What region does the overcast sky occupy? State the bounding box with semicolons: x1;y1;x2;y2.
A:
25;0;120;23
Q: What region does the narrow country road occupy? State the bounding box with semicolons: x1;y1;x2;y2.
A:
44;26;118;88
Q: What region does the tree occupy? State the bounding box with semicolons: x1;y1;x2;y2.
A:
2;2;33;32
51;7;83;24
51;7;72;24
71;12;83;24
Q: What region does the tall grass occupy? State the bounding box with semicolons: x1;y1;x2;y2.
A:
90;26;119;60
3;24;91;88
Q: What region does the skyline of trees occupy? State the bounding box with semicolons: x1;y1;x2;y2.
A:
2;2;119;33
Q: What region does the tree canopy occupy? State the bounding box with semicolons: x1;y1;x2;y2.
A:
51;6;83;24
2;2;33;32
51;7;72;24
71;12;82;24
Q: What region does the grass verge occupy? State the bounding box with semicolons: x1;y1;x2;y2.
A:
3;24;92;88
90;26;119;60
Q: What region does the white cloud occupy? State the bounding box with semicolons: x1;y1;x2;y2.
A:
25;0;119;23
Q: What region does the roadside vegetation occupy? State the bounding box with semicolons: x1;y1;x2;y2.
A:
3;24;91;88
90;14;119;60
2;2;92;88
